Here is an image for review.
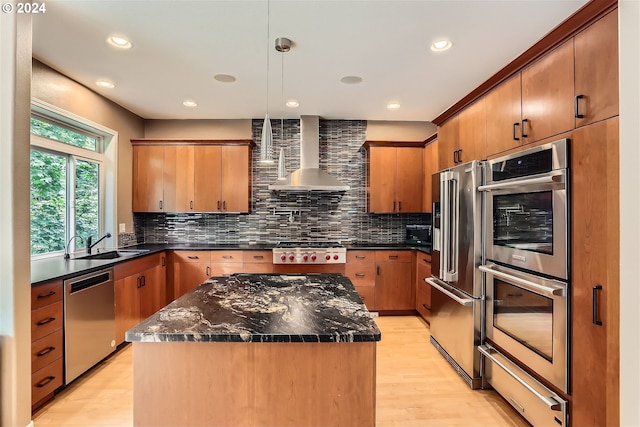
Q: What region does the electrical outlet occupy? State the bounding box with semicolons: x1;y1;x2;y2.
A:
119;223;126;233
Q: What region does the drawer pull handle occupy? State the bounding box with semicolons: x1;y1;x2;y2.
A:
575;94;585;119
37;291;56;299
206;266;211;276
187;256;199;259
36;346;56;357
355;273;366;277
593;285;603;326
35;376;56;388
355;255;366;260
512;122;520;141
253;255;264;259
388;255;398;259
422;258;429;263
222;255;233;259
162;256;166;267
521;119;529;138
36;317;56;326
422;304;431;310
190;200;194;210
377;266;381;275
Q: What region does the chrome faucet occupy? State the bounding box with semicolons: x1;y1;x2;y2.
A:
86;232;112;254
64;235;85;259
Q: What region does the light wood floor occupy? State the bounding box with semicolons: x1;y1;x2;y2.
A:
33;316;529;427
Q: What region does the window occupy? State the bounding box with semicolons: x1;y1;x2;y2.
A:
30;114;106;257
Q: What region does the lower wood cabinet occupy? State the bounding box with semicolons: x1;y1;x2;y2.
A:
114;252;167;345
345;251;376;311
375;251;414;310
415;253;432;323
172;250;245;299
243;250;274;273
31;279;64;409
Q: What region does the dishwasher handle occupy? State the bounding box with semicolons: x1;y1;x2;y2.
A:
66;269;113;295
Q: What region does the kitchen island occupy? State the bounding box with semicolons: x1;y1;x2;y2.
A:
126;273;381;427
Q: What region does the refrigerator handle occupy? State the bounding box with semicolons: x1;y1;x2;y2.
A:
440;171;459;283
439;173;449;280
425;278;473;307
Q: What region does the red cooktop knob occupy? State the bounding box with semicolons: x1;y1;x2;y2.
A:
303;255;309;261
311;255;317;261
289;255;295;261
325;254;331;261
280;254;286;261
333;255;339;260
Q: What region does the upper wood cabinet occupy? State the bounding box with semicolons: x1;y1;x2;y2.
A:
365;142;423;213
437;115;458;170
132;140;254;213
485;74;523;156
521;38;575;144
422;139;438;213
437;98;486;170
574;10;618;127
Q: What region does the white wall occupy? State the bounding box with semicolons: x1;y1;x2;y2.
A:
619;2;640;425
0;11;33;427
366;120;436;141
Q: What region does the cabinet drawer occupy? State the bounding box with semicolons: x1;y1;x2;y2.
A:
31;301;63;341
346;263;376;287
32;357;63;406
375;250;412;263
209;263;243;276
354;286;375;311
31;280;63;310
416;252;432;265
173;251;210;263
416;279;431;322
211;251;243;263
243;250;272;264
31;329;63;373
347;251;374;264
416;260;431;282
243;263;274;274
114;252;165;280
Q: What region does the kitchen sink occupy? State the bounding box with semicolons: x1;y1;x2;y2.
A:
79;249;150;260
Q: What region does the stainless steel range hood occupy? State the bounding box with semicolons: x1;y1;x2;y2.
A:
268;115;350;191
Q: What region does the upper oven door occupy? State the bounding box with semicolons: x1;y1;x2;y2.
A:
480;263;568;394
481;169;568;280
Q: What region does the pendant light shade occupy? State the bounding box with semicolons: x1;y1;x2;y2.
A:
277;147;286;179
260;114;274;163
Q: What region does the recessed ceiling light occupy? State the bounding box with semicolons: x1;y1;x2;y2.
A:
96;79;115;89
214;74;237;83
431;38;452;52
183;100;198;107
107;35;132;49
340;75;363;85
387;102;401;110
286;99;299;108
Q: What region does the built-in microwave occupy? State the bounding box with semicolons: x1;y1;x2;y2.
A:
479;139;569;280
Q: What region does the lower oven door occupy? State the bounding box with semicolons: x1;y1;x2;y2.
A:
480;263;568;393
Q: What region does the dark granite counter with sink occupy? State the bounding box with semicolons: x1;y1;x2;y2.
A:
126;273;381;343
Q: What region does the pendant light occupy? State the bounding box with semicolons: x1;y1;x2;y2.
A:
259;0;274;163
275;37;291;179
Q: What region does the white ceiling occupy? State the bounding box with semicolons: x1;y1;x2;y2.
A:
32;0;589;122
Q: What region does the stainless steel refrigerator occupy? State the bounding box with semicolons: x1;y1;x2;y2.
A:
427;160;483;389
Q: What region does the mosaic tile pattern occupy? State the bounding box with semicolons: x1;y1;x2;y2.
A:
134;119;431;245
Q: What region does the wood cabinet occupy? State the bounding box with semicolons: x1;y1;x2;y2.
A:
574;10;618;127
132;140;254;213
31;280;64;409
570;117;619;427
422;139;438;212
415;253;432;324
114;252;167;345
243;250;274;273
374;250;414;311
437;115;459;170
366;142;424;213
345;251;376;311
172;250;245;299
485;74;523;156
437;99;486;171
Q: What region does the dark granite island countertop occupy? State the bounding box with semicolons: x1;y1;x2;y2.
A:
126;273;381;343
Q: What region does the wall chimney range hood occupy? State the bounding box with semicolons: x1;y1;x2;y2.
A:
268;115;350;191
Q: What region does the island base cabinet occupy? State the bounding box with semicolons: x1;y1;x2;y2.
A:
132;341;376;427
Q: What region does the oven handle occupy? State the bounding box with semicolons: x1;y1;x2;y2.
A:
479;264;565;297
478;344;563;411
478;173;564;192
425;277;473;307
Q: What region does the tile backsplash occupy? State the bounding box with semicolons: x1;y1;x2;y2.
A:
134;119;430;245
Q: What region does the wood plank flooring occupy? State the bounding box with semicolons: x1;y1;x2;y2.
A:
33;316;528;427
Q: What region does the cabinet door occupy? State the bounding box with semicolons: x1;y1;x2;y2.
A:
574;10;618;127
485;74;523;156
570;118;619;427
368;146;397;213
437;115;459;170
422;140;438;212
521;39;575;143
375;262;413;310
173;262;210;299
133;145;164;212
220;145;251;213
457;97;487;163
115;275;141;345
396;147;423;213
164;145;194;212
194;145;222;212
139;265;167;320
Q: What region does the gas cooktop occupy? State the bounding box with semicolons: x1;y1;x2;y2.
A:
275;241;344;249
272;242;346;264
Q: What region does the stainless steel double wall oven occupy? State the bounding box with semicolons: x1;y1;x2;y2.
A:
479;139;570;426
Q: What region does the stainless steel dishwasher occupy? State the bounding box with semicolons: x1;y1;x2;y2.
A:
64;268;116;383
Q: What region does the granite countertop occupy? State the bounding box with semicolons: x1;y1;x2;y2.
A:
31;242;430;285
126;273;382;344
